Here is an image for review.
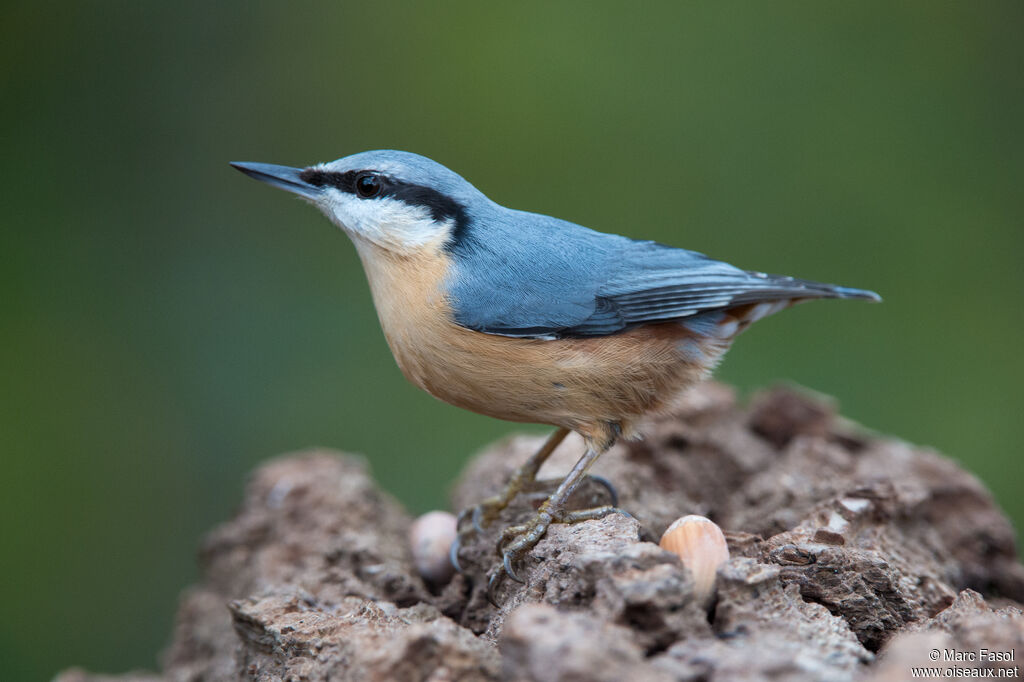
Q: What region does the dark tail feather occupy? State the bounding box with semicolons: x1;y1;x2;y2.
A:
832;285;882;302
688;278;881;340
742;272;882;305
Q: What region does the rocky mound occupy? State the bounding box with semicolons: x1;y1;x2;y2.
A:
58;384;1024;681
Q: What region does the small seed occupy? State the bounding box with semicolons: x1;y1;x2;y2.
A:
659;515;729;606
409;511;458;585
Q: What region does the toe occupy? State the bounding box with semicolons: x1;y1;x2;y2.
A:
586;474;619;507
503;550;524;583
448;534;464;574
471;504;487;533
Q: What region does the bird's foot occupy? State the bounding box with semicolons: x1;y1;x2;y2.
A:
496;503;624;582
457;494;506;535
450;474;619;574
451;491;523;575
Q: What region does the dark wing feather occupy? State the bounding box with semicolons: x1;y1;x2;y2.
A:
563;241;877;337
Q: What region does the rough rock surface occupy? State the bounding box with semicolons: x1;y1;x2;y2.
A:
58;383;1024;681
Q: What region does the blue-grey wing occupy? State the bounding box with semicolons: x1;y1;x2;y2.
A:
446;209;877;339
445;208;620;337
573;240;879;336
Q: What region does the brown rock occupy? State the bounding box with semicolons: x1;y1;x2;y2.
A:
867;590;1024;681
199;451;427;606
500;604;676;682
229;593;499;681
57;383;1024;682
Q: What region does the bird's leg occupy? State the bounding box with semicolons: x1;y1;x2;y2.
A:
497;437;619;581
458;427;570;534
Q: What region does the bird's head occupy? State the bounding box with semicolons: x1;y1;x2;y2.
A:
231;150;484;255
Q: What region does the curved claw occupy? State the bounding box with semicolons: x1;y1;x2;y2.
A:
486;571;504;607
586;474;619;507
612;507;635;521
471;504;486;534
503;551;524;583
449;534;464;574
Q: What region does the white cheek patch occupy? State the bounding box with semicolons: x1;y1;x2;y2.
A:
320;192;452;251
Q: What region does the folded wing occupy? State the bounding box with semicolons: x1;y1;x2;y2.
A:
447;212;878;339
570;240;879;337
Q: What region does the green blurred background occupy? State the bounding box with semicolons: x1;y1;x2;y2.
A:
2;1;1022;678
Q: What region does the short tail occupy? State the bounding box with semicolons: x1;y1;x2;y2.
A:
683;275;881;339
737;272;882;305
831;285;883;302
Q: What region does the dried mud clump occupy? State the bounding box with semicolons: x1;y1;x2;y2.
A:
59;383;1024;682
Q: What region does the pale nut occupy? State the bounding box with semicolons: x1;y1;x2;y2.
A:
659;514;729;606
409;510;458;585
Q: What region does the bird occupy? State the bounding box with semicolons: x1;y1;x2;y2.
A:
230;150;880;581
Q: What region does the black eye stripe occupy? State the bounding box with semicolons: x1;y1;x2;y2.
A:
298;168;468;230
298;168;359;192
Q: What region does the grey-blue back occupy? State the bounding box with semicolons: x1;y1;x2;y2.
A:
445;202;874;339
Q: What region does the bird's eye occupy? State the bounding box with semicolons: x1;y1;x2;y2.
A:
355;172;383;198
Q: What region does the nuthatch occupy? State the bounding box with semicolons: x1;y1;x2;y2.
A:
231;150;879;580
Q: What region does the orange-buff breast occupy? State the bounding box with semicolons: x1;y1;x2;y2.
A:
353;239;727;442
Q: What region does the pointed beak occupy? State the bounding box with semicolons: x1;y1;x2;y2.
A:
230;162;322;200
